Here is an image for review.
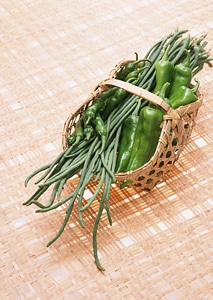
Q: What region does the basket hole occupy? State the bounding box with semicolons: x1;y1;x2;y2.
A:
166;151;171;158
138;176;145;181
159;161;164;168
184;123;189;130
157;171;163;177
172;138;178;146
164;142;169;149
167;161;173;166
149;170;155;175
134;183;142;188
146;178;153;184
160;152;164;158
144;187;151;191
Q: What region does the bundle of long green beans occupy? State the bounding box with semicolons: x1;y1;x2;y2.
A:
24;29;212;270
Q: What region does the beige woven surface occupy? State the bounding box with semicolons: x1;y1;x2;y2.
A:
1;1;213;299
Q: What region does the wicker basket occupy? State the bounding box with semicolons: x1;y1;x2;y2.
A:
62;60;203;191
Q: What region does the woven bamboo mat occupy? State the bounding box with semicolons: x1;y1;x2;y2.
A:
1;0;213;299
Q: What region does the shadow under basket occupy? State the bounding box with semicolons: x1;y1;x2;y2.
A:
62;59;203;191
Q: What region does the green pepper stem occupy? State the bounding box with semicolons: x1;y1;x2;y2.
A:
158;82;170;99
137;58;152;67
99;135;106;154
161;44;171;61
183;49;191;67
134;52;139;60
131;58;151;69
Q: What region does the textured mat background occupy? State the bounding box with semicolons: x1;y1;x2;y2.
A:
1;1;213;299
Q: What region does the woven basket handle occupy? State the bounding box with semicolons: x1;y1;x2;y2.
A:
100;78;172;112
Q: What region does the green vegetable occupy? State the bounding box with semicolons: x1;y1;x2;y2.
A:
169;50;192;95
129;106;163;168
121;106;163;188
92;113;107;153
100;86;118;100
83;124;95;140
116;52;141;80
73;117;84;145
154;45;174;96
82;87;118;124
150;81;170;110
100;88;127;120
67;133;76;145
169;79;200;109
82;101;104;125
124;67;144;81
115;98;141;173
157;81;170;105
101;65;149;121
100;78;137;120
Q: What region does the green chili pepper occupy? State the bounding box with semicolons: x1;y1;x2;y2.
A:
100;78;138;120
82;87;117;124
82;101;104;125
67;133;76;145
169;50;192;96
169;79;200;109
154;45;174;97
83;124;95;140
98;86;118;104
116;55;150;81
116;53;140;80
115;98;141;173
120;106;163;188
100;86;118;99
73;117;84;145
100;88;127;119
124;67;144;82
93;113;107;154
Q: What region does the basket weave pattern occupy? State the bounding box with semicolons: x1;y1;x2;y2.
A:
62;60;203;190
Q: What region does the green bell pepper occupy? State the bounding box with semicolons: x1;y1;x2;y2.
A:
115;98;141;173
153;45;174;97
169;79;200;109
169;50;192;96
120;106;163;188
127;106;164;170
